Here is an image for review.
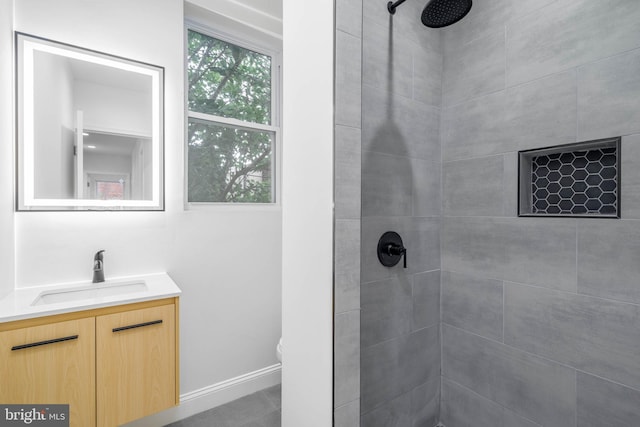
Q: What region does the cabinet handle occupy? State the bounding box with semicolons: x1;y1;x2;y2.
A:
112;319;163;333
11;335;79;351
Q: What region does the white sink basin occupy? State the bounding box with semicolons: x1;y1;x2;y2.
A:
32;281;148;306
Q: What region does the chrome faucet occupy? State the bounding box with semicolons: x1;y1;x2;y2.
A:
93;250;105;283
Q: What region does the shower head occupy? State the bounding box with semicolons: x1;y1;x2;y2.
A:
387;0;472;28
421;0;472;28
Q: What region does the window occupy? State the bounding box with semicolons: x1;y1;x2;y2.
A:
186;28;279;203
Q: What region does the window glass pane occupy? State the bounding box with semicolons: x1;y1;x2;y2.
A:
188;119;273;203
96;181;125;200
187;30;272;125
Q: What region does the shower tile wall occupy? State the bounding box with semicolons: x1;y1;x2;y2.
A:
334;0;363;426
440;1;640;426
359;0;443;425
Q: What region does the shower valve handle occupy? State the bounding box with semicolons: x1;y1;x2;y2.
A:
377;231;408;269
385;244;407;268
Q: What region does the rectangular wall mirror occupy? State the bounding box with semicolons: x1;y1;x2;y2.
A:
15;32;164;211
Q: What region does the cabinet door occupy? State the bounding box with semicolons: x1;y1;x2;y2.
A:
0;317;96;427
96;304;176;427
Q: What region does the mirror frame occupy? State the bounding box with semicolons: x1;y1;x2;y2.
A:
15;32;165;211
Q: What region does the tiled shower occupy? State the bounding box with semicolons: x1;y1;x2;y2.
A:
333;0;640;426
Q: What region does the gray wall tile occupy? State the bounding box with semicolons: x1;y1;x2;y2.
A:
361;216;395;283
364;18;414;98
578;219;640;304
442;0;508;52
441;90;507;161
443;155;505;216
443;0;557;53
391;0;443;55
504;70;577;152
361;391;412;427
502;218;577;292
577;372;640;427
440;379;503;427
336;123;362;153
336;0;362;37
336;30;362;128
413;45;443;107
441;270;503;341
442;324;576;427
361;326;440;414
363;85;441;160
443;31;505;106
403;325;441;396
413;270;440;331
504;282;640;391
503;152;518;217
502;409;541;427
411;157;441;218
362;0;442;55
411;377;439;427
362;152;414;217
335;400;360;427
506;0;640;87
335;310;361;407
335;126;361;221
402;217;441;276
361;333;404;414
578;48;640;141
361;275;412;348
435;1;640;427
335;220;360;314
442;217;504;279
621;134;640;219
362;216;441;283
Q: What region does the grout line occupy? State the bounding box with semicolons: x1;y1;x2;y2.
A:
575;368;578;427
504;23;508;91
440;265;640;309
443;322;640;395
501;280;505;343
575;219;579;294
361;322;440;352
575;66;580;143
441;377;543;427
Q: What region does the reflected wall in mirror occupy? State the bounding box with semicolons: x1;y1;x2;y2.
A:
16;32;164;210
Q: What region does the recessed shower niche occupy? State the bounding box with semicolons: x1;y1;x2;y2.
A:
518;137;621;218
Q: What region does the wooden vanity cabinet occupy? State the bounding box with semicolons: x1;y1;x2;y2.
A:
0;298;179;427
0;318;96;427
97;304;176;427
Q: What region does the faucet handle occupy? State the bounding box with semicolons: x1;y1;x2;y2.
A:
94;250;105;261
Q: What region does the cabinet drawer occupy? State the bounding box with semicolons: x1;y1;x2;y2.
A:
0;318;96;427
96;304;176;427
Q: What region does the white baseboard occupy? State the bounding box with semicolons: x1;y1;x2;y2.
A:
123;363;282;427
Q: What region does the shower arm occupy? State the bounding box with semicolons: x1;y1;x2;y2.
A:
387;0;408;14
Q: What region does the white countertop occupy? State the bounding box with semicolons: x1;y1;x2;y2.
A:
0;273;181;323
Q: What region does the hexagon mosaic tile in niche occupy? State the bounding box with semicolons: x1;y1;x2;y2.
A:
531;147;617;215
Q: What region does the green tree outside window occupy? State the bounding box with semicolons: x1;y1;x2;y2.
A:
187;30;275;203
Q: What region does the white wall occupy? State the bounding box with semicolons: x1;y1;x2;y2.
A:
33;52;75;199
281;0;334;425
75;80;151;136
0;0;14;300
11;0;282;405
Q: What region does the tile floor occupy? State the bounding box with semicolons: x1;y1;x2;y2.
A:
166;384;281;427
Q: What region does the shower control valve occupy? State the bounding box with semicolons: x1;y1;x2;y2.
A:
377;231;408;269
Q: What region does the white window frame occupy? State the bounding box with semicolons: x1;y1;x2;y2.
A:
184;21;282;208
